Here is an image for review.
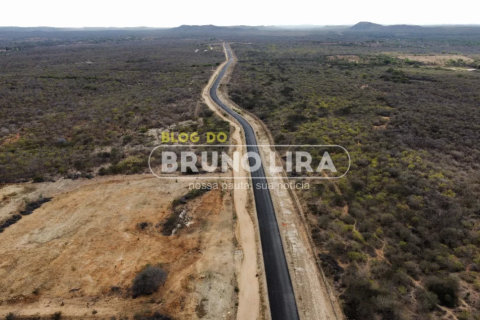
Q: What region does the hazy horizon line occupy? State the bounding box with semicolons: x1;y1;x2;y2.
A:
1;22;480;29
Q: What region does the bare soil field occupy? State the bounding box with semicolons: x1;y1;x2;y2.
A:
0;174;237;319
327;55;360;63
393;54;474;65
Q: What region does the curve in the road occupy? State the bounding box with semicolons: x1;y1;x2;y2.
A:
210;43;300;320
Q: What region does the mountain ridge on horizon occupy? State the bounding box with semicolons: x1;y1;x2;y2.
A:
1;22;480;32
350;21;424;31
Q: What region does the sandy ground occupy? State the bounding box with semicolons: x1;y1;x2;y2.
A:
0;174;237;319
202;45;264;320
218;45;343;320
393;54;474;65
327;55;360;62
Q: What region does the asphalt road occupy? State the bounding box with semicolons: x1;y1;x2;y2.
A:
210;43;300;320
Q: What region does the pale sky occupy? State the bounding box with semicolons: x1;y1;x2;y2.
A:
2;0;480;28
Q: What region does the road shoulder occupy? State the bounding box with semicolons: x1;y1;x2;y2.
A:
201;44;267;320
217;44;344;320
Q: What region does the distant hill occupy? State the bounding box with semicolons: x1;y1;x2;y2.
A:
350;22;423;32
350;22;383;31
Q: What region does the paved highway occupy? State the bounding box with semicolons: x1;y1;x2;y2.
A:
210;43;300;320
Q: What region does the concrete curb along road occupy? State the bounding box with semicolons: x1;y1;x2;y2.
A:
209;43;300;320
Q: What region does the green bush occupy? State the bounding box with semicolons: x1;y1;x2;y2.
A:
425;275;459;308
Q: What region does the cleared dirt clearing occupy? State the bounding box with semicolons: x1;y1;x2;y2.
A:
394;54;474;65
0;175;237;319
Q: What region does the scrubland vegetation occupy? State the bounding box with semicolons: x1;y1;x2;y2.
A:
0;33;225;182
229;32;480;319
2;25;480;319
0;29;231;320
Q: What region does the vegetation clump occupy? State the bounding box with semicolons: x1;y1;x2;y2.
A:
425;275;459;308
52;312;62;320
5;313;16;320
162;187;211;235
137;222;152;231
20;197;52;215
132;266;168;298
0;214;22;233
135;313;173;320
